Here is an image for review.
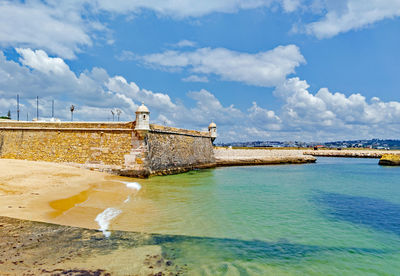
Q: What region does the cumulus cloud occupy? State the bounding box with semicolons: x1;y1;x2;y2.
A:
274;77;400;140
1;0;399;61
0;48;176;121
304;0;400;38
0;48;283;141
0;0;302;59
116;50;136;61
281;0;302;12
182;75;209;83
0;1;92;59
2;47;400;142
141;45;305;87
172;40;197;48
155;89;282;141
84;0;298;17
16;48;72;75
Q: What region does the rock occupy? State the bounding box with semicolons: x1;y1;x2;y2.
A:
379;154;400;166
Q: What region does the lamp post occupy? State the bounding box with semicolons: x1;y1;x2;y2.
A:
17;94;20;121
70;105;75;121
116;109;122;121
111;109;115;121
36;96;39;120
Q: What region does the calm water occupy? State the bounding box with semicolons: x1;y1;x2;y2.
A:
109;157;400;275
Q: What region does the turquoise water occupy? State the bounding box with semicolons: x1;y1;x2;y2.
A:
126;157;400;275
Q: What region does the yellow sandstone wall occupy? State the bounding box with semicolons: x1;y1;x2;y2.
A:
0;121;150;176
0;121;215;177
147;125;216;175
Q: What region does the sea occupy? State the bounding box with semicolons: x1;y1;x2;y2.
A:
10;157;399;275
92;157;400;275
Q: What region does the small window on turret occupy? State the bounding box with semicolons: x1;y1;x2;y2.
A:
143;115;146;119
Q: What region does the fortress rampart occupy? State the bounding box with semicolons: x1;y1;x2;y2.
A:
0;120;216;177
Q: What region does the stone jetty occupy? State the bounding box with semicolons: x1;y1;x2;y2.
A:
303;149;400;159
214;148;316;166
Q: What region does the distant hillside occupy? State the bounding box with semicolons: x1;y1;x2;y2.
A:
217;139;400;150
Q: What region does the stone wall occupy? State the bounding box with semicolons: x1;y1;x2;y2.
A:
0;121;215;177
0;121;149;177
147;125;215;175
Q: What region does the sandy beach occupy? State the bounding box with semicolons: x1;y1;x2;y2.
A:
0;159;181;275
0;159;144;231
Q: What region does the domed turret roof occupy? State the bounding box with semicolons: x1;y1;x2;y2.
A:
209;122;217;128
136;103;149;113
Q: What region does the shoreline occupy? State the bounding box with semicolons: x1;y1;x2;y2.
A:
0;159;142;231
0;150;396;230
304;149;400;159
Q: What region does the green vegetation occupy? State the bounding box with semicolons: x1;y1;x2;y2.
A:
0;110;11;119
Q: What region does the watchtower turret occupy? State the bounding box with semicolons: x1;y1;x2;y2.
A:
135;103;150;131
208;121;217;142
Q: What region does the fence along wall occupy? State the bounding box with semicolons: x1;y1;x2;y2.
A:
0;121;215;177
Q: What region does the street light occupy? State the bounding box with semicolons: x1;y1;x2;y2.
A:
70;105;75;121
111;109;115;121
116;109;122;121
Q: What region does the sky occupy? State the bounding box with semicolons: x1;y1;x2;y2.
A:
0;0;399;142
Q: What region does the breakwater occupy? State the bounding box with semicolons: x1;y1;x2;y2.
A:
304;149;400;159
214;148;316;166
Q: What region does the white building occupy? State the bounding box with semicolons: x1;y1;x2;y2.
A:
208;121;217;142
135;103;150;130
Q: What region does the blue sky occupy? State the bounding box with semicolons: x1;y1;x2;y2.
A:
0;0;399;142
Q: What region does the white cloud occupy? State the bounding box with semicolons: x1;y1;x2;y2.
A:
0;0;302;59
172;40;197;48
0;1;92;59
0;48;176;121
2;47;400;142
16;48;72;75
248;102;282;131
281;0;302;12
274;77;400;140
116;50;136;61
304;0;400;38
88;0;297;17
141;45;305;87
151;88;282;141
182;75;209;83
0;97;16;115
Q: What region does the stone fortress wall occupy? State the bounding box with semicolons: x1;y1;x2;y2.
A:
0;120;215;177
148;125;215;175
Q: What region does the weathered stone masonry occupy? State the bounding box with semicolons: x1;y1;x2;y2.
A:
147;125;215;175
0;120;215;177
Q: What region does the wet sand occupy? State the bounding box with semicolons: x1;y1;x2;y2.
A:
0;216;182;275
0;159;127;230
0;159;183;275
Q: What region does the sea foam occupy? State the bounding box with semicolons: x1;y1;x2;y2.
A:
121;181;142;191
95;207;122;238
